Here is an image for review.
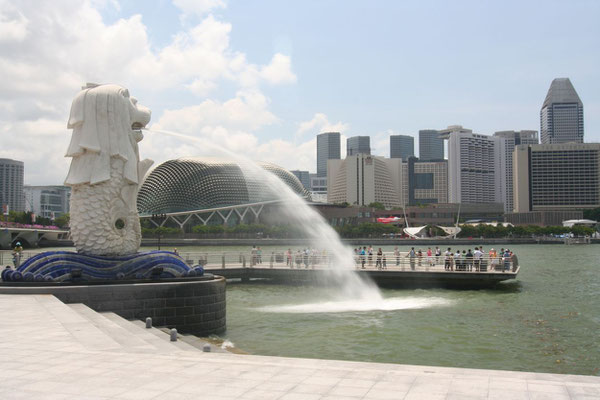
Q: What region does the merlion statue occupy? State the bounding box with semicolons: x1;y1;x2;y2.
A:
65;83;153;256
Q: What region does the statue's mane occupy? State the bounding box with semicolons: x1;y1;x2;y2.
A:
65;84;139;186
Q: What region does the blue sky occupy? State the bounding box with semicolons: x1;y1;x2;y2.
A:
1;0;599;184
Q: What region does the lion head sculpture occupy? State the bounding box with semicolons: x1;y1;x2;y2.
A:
65;83;153;256
65;83;151;185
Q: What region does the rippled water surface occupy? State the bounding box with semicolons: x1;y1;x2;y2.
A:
8;243;599;375
218;244;599;376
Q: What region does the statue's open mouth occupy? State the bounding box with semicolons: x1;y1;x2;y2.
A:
132;122;145;130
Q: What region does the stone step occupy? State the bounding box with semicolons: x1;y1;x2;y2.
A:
67;304;156;353
34;295;122;351
101;312;198;354
129;319;200;352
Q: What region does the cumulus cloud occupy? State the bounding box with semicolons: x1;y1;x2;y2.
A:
261;53;297;85
173;0;225;17
296;112;349;140
0;0;300;184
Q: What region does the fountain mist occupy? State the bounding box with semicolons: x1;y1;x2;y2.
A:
144;128;383;301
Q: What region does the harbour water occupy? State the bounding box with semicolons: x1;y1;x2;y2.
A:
4;243;599;376
203;243;599;376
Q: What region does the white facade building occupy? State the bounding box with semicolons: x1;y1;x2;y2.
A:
23;185;70;219
493;130;538;212
440;126;503;205
327;154;404;209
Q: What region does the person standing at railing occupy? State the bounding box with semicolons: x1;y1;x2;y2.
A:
367;246;373;266
360;247;366;269
473;247;483;271
406;247;416;270
435;247;441;266
286;249;292;267
466;249;474;271
454;249;462;271
394;247;400;266
417;249;423;267
257;247;263;264
375;248;383;270
444;248;452;270
427;247;433;267
503;249;511;271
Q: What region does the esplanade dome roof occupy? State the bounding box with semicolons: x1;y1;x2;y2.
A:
137;157;311;214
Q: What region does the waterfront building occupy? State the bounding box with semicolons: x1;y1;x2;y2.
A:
346;136;371;156
403;158;448;206
0;158;25;213
514;143;600;212
316;132;341;177
494;130;539;213
290;170;310;190
418;130;444;161
23;185;70;219
314;202;504;227
137;158;310;230
309;174;328;203
390;135;414;160
439;126;502;205
327;154;404;209
540;78;584;144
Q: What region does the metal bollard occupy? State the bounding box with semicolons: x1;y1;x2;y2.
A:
170;328;177;342
145;317;152;329
203;343;211;352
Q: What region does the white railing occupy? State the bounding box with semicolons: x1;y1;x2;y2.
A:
2;250;518;273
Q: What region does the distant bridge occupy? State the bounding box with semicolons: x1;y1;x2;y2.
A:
0;227;70;250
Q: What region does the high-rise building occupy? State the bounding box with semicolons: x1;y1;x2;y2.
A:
494;130;538;212
418;130;444;161
403;158;448;206
327;154;404;209
390;135;414;160
23;185;71;219
514;143;600;212
540;78;584;144
290;170;310;190
346;136;371;156
440;126;502;205
316;132;340;177
0;158;25;213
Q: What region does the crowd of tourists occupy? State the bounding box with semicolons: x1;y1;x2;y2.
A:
351;245;515;272
248;245;515;272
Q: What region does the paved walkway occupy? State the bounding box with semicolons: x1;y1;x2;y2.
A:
1;294;599;400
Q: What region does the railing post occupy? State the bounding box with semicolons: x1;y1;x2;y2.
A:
222;255;225;269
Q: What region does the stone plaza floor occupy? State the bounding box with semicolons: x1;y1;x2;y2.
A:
1;294;599;400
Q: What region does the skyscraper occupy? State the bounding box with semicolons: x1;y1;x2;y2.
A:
440;126;502;204
494;130;538;212
316;132;341;177
0;158;25;213
418;130;444;161
390;135;414;160
540;78;584;144
289;170;311;190
346;136;370;156
514;143;600;212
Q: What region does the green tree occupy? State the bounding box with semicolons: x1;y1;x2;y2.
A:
368;202;385;210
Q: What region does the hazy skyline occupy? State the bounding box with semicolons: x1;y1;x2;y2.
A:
1;0;599;184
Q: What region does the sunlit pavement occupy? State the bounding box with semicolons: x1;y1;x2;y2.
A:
1;294;598;400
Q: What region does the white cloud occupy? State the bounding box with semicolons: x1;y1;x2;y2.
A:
173;0;225;17
297;113;349;138
0;0;300;185
260;53;297;85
